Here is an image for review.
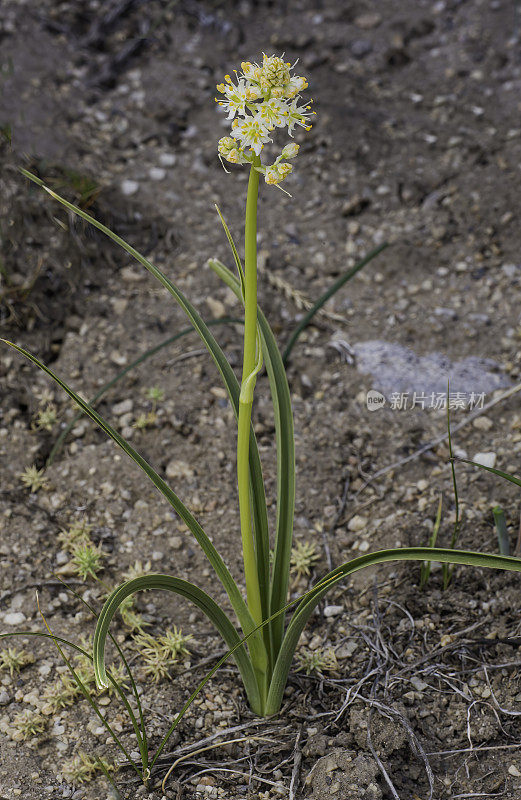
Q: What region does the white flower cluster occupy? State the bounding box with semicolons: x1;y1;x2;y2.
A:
216;54;314;187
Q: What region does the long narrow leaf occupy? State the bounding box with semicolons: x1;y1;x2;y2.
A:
209;258;295;659
2;339;268;675
57;577;148;770
0;630;142;778
214;205;245;298
92;574;262;714
282;242;389;364
266;546;521;713
19;170;269;667
455;458;521;488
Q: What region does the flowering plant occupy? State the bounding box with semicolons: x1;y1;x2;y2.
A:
4;54;521;789
216;54;313;188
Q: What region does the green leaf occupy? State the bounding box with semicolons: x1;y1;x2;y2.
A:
455;458;521;488
16;170;270;667
214;205;245;299
266;546;521;714
0;630;142;779
420;495;442;588
92;575;262;715
2;339;267;675
282;242;389;364
493;506;510;556
208;259;295;659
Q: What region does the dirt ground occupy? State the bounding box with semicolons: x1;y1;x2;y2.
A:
2;0;521;798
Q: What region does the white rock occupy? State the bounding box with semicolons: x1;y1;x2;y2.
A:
508;764;521;777
166;460;194;480
473;416;493;431
2;612;26;626
323;605;344;618
121;179;139;196
473;451;497;468
348;515;367;532
113;398;133;416
149;167;166;181
159;153;176;166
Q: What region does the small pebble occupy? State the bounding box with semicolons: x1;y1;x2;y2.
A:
121;179;139;196
473;451;497;468
113;399;133;416
348;515;367;532
2;612;26;625
472;416;493;431
159;153;176;166
323;605;344;618
149;167;166;181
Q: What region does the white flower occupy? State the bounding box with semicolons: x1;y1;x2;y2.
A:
285;75;308;99
256;98;287;131
216;78;260;120
231;117;272;156
215;53;315;185
286;98;315;136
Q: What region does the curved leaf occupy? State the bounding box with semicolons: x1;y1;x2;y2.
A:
0;630;142;778
18;170;268;668
2;339;267;675
92;574;261;714
266;546;521;713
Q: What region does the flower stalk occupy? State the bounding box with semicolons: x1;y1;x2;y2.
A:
237;156;264;625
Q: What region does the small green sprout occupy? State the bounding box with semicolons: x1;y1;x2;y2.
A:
133;627;192;682
159;626;193;659
11;709;47;741
19;464;47;493
70;542;103;581
146;386;164;403
295;646;339;676
290;540;320;579
62;751;115;784
118;595;148;632
57;519;93;552
41;677;79;713
34;403;58;431
132;411;157;429
0;647;34;677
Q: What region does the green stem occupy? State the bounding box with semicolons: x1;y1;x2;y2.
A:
238;158;263;634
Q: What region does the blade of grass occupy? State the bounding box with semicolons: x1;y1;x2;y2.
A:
443;388;462;589
56;577;148;771
493;506;510;556
454;458;521;488
282;242;388;364
0;629;143;780
420;495;443;588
